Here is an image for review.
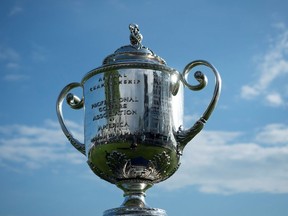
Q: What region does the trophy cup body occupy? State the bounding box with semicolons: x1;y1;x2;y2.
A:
84;66;183;182
56;24;221;216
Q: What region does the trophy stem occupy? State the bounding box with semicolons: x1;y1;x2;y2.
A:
118;180;152;208
121;193;147;208
103;181;167;216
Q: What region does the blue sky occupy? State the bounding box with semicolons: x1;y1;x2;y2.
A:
1;0;288;216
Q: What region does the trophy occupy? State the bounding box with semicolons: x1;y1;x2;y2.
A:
56;24;221;216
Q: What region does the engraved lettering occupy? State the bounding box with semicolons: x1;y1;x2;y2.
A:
89;74;141;92
119;97;138;103
92;109;137;121
91;100;106;109
98;103;128;112
93;113;108;121
97;122;129;132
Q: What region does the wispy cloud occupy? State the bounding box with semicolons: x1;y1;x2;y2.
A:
0;46;22;80
0;120;85;171
107;0;129;10
0;46;30;82
31;43;48;62
3;74;29;81
161;123;288;194
0;47;20;61
9;6;23;16
241;23;288;107
5;62;20;70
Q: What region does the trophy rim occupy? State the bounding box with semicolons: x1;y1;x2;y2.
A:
81;62;178;85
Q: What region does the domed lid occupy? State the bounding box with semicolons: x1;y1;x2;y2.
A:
102;24;166;65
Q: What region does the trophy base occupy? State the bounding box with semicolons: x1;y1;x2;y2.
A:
103;207;167;216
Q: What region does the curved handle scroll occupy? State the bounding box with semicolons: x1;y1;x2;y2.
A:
176;60;222;154
56;82;86;155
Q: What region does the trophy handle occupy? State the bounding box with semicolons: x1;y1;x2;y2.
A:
56;82;86;155
176;60;221;154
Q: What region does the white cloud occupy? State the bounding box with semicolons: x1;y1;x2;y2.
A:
160;124;288;194
240;24;288;107
1;120;288;194
255;123;288;145
241;85;260;99
0;120;85;171
265;92;284;107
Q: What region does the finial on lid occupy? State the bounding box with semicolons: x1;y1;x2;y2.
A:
129;23;143;47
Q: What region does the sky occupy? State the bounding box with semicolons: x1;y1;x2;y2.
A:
0;0;288;216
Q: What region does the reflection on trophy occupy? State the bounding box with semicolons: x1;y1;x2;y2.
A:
56;23;221;216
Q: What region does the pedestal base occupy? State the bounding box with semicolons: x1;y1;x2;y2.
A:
103;207;167;216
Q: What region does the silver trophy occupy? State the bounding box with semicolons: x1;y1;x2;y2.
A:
56;24;221;216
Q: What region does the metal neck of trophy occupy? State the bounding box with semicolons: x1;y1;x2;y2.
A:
121;194;147;208
117;180;153;208
102;181;167;216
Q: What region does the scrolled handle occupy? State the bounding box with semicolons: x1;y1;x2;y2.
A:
56;82;86;155
176;60;222;154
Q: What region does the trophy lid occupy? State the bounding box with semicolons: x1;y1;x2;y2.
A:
102;24;166;65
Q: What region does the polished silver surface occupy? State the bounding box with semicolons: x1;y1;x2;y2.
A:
103;207;167;216
56;23;221;216
85;68;182;184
